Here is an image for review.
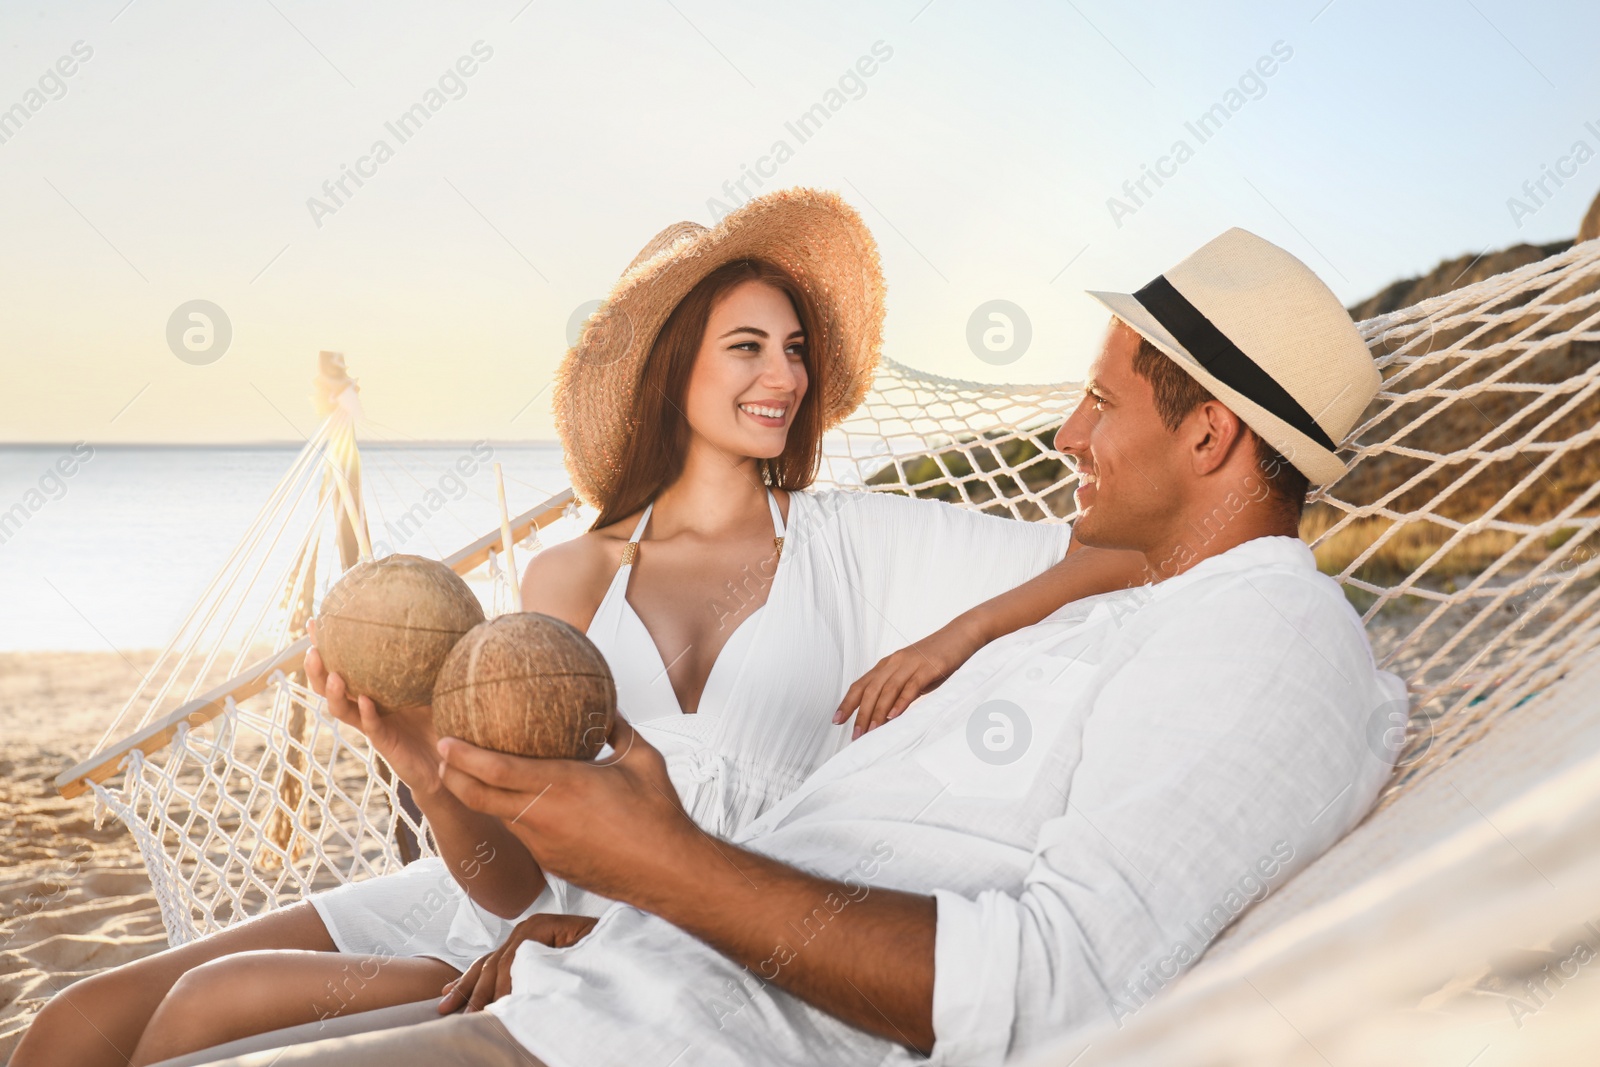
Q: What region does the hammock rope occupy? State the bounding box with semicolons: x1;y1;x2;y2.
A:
61;237;1600;944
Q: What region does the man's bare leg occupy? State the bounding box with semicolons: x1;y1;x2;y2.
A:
11;902;334;1067
129;951;458;1066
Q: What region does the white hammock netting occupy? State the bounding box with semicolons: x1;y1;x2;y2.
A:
64;238;1600;951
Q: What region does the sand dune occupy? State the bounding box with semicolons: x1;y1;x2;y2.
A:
0;652;168;1063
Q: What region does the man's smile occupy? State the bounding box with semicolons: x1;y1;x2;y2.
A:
1072;464;1098;508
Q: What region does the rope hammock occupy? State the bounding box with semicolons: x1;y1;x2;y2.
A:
54;237;1600;953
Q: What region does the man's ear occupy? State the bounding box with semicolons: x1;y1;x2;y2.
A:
1186;399;1248;477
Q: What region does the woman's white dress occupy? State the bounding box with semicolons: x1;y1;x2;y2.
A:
309;489;1074;970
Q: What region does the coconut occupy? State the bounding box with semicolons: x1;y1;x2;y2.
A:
432;613;616;759
314;554;486;710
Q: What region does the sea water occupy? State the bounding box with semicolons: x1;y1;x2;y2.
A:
0;442;571;651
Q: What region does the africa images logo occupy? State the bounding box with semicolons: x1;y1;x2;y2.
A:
965;699;1032;765
166;301;232;365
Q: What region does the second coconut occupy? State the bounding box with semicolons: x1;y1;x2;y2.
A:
432;612;616;759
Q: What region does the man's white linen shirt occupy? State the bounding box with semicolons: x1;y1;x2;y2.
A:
488;535;1405;1067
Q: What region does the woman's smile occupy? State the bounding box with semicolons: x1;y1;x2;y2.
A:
738;401;790;427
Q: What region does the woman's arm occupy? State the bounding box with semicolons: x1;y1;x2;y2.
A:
835;540;1147;736
307;640;547;919
341;535;620;916
301;533;615;919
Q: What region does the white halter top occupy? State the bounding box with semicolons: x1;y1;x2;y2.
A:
585;489;787;727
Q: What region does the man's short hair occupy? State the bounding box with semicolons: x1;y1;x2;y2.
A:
1129;334;1310;519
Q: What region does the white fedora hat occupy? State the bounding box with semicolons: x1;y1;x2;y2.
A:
1087;228;1379;486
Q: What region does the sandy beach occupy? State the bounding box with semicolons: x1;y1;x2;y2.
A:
0;651;167;1062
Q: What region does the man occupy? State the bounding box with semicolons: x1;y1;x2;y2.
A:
190;228;1404;1066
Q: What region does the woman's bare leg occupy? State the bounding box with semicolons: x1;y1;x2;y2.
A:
10;901;336;1067
128;951;459;1066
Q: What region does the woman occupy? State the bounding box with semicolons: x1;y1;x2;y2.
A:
14;189;1144;1067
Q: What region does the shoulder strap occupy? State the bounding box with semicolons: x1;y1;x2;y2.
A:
767;489;786;560
620;502;653;567
623;497;782;566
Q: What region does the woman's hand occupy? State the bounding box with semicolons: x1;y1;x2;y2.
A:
306;619;446;798
834;618;988;739
438;913;600;1013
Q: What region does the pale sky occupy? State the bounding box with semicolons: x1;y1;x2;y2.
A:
1;0;1596;443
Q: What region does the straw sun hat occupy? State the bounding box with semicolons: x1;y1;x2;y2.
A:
553;188;886;509
1088;227;1379;486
